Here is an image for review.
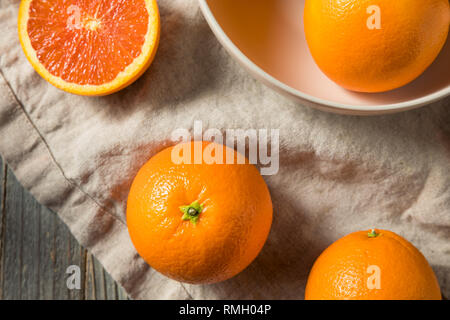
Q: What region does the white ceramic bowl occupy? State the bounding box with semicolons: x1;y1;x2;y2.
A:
198;0;450;115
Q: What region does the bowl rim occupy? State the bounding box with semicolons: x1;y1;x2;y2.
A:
198;0;450;113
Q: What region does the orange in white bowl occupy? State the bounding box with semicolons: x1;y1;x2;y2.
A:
198;0;450;115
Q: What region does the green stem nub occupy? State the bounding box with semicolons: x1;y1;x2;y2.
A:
187;207;198;217
180;201;203;225
368;229;379;238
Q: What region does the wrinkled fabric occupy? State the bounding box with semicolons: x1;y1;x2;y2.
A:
0;0;449;299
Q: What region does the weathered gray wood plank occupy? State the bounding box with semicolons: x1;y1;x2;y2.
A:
0;157;5;299
67;232;84;300
0;157;128;300
2;166;24;299
89;254;129;300
19;171;41;299
37;202;56;299
117;281;128;300
92;254;107;300
84;251;96;300
103;265;117;300
52;211;72;299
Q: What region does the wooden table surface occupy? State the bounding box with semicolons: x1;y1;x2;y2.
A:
0;156;128;300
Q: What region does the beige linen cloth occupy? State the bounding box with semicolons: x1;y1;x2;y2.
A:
0;0;449;299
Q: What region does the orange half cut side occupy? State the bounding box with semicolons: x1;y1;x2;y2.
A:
18;0;160;96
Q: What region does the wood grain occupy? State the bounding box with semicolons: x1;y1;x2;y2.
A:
0;156;128;300
0;156;5;298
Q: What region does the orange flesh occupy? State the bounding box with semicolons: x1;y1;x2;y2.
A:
27;0;149;85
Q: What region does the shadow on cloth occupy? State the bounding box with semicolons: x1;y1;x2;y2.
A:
92;7;225;120
198;188;333;300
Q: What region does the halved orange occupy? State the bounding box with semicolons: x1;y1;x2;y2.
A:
18;0;160;96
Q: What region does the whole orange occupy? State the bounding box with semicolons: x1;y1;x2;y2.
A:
305;229;441;300
304;0;450;92
126;141;273;284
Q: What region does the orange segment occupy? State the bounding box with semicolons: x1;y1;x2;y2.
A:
18;0;160;95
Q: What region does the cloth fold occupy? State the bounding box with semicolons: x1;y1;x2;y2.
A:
0;0;449;299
